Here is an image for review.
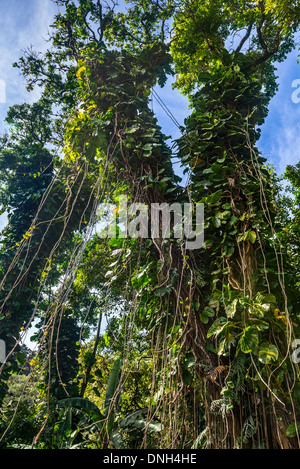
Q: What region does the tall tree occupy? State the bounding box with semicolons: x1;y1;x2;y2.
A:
0;0;299;449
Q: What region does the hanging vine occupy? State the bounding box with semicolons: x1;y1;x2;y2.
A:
0;0;299;450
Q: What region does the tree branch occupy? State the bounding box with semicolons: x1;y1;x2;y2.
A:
246;25;283;71
235;22;254;54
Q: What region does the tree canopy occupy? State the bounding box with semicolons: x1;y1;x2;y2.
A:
0;0;299;450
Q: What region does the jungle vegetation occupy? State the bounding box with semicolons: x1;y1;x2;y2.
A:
0;0;300;449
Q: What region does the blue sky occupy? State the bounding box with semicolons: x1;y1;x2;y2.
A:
0;0;59;130
257;48;300;174
0;0;60;232
0;2;299;230
0;1;299;175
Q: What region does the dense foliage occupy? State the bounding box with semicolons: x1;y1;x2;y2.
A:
0;0;299;449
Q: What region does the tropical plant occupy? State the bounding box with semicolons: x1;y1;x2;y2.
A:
0;0;299;450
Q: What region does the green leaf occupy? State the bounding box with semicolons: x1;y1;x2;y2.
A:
226;299;238;318
262;293;277;304
108;238;124;247
286;422;300;438
217;153;226;163
185;353;195;369
240;327;259;354
104;358;123;417
200;312;209;324
126;126;139;133
227;216;238;228
248;230;257;244
212;217;221;228
58;397;104;421
211;163;222;173
204;306;215;317
221;387;232;398
207;317;227;338
217;336;227;356
202;239;214;248
208;190;223;204
224;246;235;257
254;319;269;331
218;210;231;220
16;351;26;366
120;408;161;433
258;343;279;364
201;306;215;322
159;177;171;183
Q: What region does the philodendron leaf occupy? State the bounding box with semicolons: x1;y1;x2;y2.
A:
254;320;269;331
240;326;259;353
212;216;221;228
262;293;277;304
248;230;257;244
286;421;300;438
258;343;279;364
